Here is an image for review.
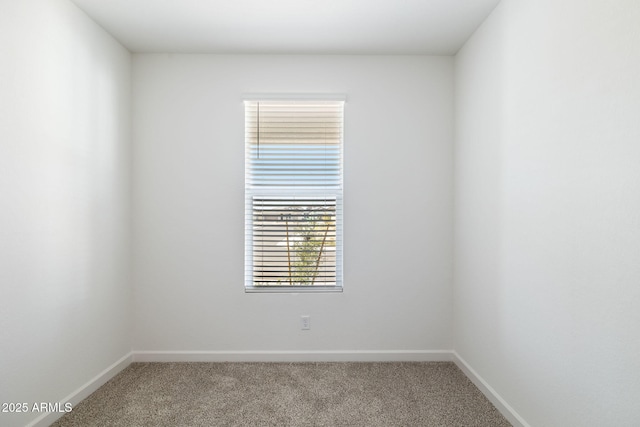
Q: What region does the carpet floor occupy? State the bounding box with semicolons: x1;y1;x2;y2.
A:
51;362;511;426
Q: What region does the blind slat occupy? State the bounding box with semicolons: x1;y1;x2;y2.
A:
246;101;343;190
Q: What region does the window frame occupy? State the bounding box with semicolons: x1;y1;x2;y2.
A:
243;95;345;293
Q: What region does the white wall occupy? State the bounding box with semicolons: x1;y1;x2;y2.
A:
454;0;640;425
132;55;453;356
0;1;132;426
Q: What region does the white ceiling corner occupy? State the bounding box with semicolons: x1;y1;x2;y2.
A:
70;0;501;54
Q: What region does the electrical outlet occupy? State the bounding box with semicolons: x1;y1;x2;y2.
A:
301;315;310;330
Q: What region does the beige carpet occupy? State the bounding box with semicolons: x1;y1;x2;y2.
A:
52;362;511;426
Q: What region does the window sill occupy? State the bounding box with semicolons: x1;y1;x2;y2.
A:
245;286;343;294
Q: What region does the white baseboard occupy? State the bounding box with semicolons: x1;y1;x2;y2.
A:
133;350;453;363
27;352;133;427
452;351;529;427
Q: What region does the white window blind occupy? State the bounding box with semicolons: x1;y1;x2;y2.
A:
244;99;344;290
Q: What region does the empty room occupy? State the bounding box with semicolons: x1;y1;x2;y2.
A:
1;0;638;426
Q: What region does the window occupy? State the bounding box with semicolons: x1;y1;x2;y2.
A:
244;98;344;291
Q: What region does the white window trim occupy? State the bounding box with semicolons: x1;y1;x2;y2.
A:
243;93;347;102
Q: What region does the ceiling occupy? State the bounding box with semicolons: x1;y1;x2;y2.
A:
70;0;500;55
